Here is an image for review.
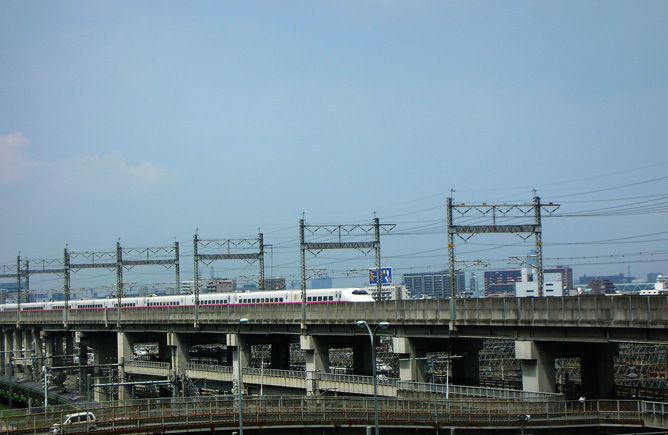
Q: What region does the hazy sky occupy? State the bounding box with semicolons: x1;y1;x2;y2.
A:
1;1;667;292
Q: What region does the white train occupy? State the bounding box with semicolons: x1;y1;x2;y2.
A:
0;287;375;312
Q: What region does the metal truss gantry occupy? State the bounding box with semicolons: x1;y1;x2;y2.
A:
193;232;265;327
447;195;560;300
299;217;395;330
0;242;180;325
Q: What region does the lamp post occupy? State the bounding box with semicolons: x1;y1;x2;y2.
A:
237;318;249;435
356;320;390;435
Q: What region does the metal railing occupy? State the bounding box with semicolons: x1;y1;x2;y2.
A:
124;360;170;370
0;396;651;434
186;363;232;374
243;367;305;380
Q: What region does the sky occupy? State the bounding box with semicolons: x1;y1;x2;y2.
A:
1;1;667;293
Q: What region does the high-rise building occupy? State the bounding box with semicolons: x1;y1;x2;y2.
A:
469;273;479;293
545;266;574;290
402;270;465;299
484;270;523;297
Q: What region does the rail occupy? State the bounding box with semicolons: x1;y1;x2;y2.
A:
0;397;650;434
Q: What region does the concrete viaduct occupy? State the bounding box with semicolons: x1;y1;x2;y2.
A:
0;295;666;402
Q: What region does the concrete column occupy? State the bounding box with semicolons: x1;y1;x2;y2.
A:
167;332;190;372
32;329;43;382
300;335;328;395
22;329;33;378
393;337;428;383
117;332;135;401
0;329;5;374
228;333;250;396
65;334;75;363
515;340;556;393
42;331;55;370
54;336;64;366
117;332;134;363
77;333;118;402
13;330;22;377
5;330;14;378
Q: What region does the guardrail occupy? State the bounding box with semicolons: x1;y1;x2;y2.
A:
243;367;305;380
124;361;565;401
397;381;564;402
124;360;170;370
186;363;232;374
0;396;650;434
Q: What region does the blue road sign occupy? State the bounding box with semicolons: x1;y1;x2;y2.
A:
369;267;392;285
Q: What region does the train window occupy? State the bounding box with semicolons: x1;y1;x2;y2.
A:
352;289;369;295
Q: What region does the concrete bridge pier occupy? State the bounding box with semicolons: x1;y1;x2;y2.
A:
516;340;557;394
393;337;429;384
0;329;6;374
117;332;135;401
3;329;15;376
13;329;23;375
228;332;250;396
300;334;328;395
20;329;32;378
516;340;619;398
78;332;118;402
32;328;43;382
167;332;188;373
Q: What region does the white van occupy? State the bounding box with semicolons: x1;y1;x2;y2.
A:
50;412;97;434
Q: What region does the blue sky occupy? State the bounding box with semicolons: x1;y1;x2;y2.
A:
1;1;667;292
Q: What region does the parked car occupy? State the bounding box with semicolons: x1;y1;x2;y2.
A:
50;412;96;434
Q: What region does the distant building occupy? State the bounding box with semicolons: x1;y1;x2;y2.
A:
402;270;465;299
365;284;408;301
180;280;206;294
545;266;574;290
579;273;634;285
588;279;616;295
648;272;663;283
484;270;523;297
263;278;286;291
515;269;564;297
311;275;333;289
206;278;236;293
469;273;479;294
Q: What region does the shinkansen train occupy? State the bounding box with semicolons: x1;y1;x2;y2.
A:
0;287;375;312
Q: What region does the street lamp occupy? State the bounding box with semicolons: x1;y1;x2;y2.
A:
356;320;390;435
237;318;249;435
